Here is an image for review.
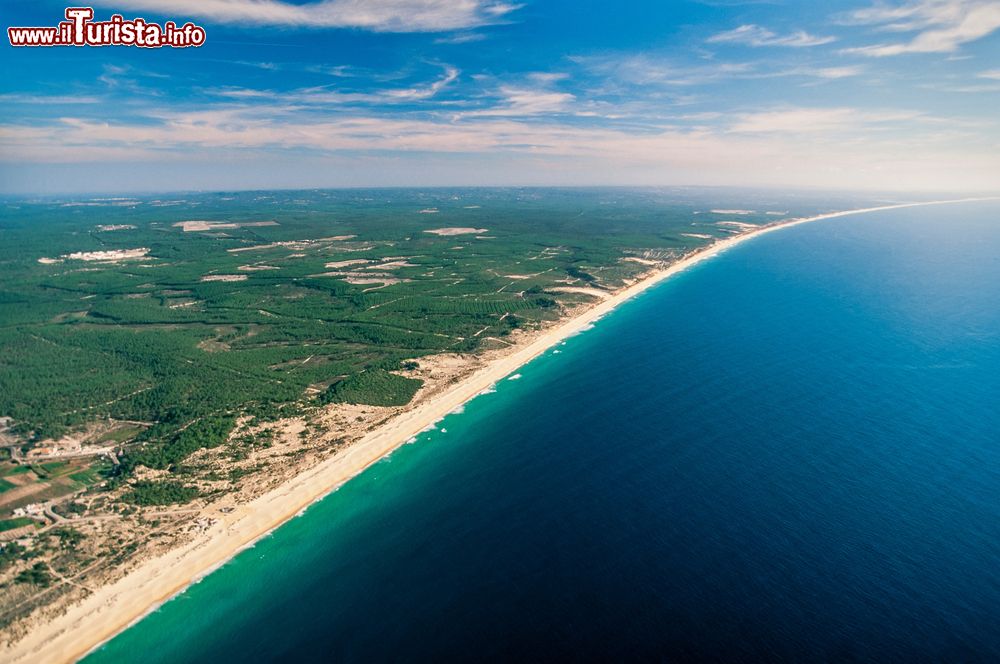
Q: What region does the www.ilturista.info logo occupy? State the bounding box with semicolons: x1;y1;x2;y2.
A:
8;7;206;48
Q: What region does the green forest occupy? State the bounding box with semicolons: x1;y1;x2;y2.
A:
0;187;828;481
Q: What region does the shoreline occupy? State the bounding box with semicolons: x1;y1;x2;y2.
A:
4;197;994;663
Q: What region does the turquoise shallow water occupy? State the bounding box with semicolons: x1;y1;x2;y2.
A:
87;202;1000;662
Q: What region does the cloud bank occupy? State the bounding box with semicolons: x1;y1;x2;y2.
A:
845;0;1000;55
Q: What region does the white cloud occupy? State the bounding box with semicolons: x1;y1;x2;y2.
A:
930;83;1000;92
979;69;1000;80
383;65;459;100
434;32;487;44
727;107;924;134
460;86;576;117
527;72;571;84
5;110;998;192
574;54;756;87
752;65;867;81
0;94;102;104
4;107;998;193
797;66;866;79
4;100;996;194
100;0;521;32
844;0;1000;56
575;53;859;91
205;64;460;105
707;24;835;47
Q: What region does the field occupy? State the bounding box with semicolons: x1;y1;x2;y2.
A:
0;518;36;534
0;459;109;514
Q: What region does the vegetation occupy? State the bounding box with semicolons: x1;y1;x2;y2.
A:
0;541;26;572
50;527;85;551
66;501;87;515
125;481;200;506
321;370;423;407
566;265;597;283
15;562;52;587
130;416;236;471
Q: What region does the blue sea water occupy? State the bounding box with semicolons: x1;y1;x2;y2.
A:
86;202;1000;662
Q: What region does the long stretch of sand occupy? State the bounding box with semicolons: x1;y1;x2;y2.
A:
4;197;995;663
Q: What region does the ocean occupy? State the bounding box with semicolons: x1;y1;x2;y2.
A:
85;201;1000;662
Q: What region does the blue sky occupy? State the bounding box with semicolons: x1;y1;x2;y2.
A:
2;0;999;193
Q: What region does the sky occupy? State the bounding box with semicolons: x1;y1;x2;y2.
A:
1;0;999;194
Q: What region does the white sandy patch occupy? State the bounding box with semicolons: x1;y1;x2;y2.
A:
238;265;279;272
174;220;278;232
549;286;611;300
682;233;714;239
344;277;406;285
312;270;412;286
364;260;416;269
324;259;371;269
717;221;759;230
200;274;248;282
63;248;150;262
424;227;488;236
228;236;355;254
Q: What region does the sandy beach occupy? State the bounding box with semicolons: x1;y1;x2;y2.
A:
3;197;992;663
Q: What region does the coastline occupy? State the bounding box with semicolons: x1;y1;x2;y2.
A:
3;197;993;663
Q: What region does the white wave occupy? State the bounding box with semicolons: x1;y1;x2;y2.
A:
420;419;442;433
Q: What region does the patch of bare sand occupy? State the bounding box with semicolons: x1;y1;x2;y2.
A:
324;259;371;269
200;275;248;282
549;286;611;299
173;221;278;232
424;227;488;236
